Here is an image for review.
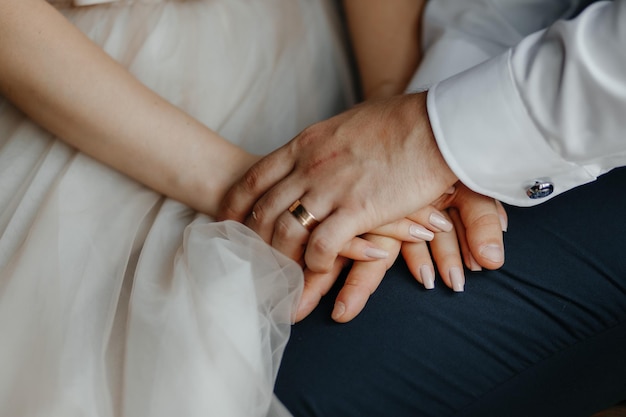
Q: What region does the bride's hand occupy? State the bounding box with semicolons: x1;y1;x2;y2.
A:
401;184;506;293
256;202;448;266
295;187;506;323
285;206;449;321
294;235;401;323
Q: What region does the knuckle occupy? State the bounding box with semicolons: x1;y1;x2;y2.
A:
344;274;378;295
250;193;279;226
274;217;298;241
305;236;338;273
250;202;267;224
242;164;262;194
469;213;503;232
309;235;335;257
296;125;322;149
467;214;502;246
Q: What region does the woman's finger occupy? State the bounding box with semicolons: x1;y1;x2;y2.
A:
246;181;317;244
367;203;457;242
338;236;390;261
428;214;465;292
447;207;482;272
295;257;349;322
331;235;401;323
404;206;454;233
368;218;434;242
401;240;436;289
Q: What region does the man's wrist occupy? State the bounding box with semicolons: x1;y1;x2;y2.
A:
412;92;458;195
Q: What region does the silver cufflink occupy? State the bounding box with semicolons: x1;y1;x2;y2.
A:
526;181;554;199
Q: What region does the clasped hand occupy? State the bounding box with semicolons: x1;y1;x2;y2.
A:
218;92;506;322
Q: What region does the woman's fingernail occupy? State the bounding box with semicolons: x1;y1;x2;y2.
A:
429;212;453;232
499;214;508;232
420;265;435;289
479;244;504;263
364;247;389;259
410;224;435;241
468;252;482;272
331;301;346;321
444;185;456;194
449;266;465;292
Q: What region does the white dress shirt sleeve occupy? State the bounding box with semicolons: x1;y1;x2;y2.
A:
427;0;626;206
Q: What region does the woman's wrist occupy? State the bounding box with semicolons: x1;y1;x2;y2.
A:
173;139;259;217
406;92;458;196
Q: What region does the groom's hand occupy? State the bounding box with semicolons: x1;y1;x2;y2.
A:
218;92;458;273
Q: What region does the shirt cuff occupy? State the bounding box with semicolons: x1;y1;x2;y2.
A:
426;51;596;206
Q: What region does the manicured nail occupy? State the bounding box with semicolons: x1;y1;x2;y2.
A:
429;213;453;232
468;252;482;272
364;247;389;259
410;224;434;241
420;265;435;289
499;214;508;232
444;185;456;194
479;244;504;263
449;266;465;292
331;301;346;321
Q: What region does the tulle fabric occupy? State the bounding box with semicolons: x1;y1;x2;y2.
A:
0;1;353;416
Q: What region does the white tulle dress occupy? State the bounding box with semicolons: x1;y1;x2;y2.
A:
0;1;353;416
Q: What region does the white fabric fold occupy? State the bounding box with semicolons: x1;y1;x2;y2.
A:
1;0;353;415
411;0;626;206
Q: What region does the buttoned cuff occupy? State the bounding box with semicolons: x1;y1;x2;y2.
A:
427;51;596;206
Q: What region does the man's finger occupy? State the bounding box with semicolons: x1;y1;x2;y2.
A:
217;143;295;222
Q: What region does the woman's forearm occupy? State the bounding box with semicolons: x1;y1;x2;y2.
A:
0;0;255;216
343;0;425;100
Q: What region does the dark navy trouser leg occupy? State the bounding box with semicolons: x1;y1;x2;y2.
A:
275;168;626;417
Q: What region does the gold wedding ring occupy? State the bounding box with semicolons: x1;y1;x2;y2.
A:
288;199;319;232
